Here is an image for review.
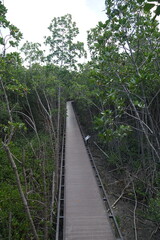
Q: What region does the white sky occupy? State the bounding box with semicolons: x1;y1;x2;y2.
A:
4;0;106;50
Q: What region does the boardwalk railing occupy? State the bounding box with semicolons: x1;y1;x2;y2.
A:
56;128;65;240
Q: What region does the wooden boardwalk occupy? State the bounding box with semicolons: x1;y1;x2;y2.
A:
63;101;115;240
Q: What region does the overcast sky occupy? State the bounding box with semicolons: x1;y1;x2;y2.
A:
4;0;106;49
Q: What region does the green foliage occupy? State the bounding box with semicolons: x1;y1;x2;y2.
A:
94;110;132;142
107;152;121;166
21;41;45;65
44;14;87;70
0;132;55;238
0;122;26;136
0;1;22;55
146;194;160;223
144;3;155;11
144;0;160;19
0;184;30;239
86;0;160;151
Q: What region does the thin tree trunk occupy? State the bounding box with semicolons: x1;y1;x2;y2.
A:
56;86;61;187
50;172;55;223
123;85;160;162
35;88;56;140
3;144;39;240
25;93;40;144
132;180;138;240
42;148;48;240
8;212;12;240
41;89;58;223
22;148;28;197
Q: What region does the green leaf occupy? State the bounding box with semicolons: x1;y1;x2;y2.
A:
137;0;145;4
144;3;155;12
0;37;4;45
98;21;104;28
155;5;160;15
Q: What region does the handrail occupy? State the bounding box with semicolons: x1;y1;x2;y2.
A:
56;123;66;240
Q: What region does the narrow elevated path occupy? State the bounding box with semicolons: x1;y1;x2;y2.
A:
63;101;115;240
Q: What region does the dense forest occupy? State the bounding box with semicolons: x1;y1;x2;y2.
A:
0;0;160;239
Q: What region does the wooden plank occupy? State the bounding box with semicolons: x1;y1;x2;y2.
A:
63;101;115;240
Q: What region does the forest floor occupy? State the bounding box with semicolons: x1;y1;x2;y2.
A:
89;142;160;240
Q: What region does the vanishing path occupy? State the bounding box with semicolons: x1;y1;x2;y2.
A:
63;101;115;240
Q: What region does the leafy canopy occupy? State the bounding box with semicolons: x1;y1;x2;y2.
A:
44;14;87;70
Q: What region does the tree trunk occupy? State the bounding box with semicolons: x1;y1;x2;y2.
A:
3;144;39;240
42;150;48;240
8;212;12;240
